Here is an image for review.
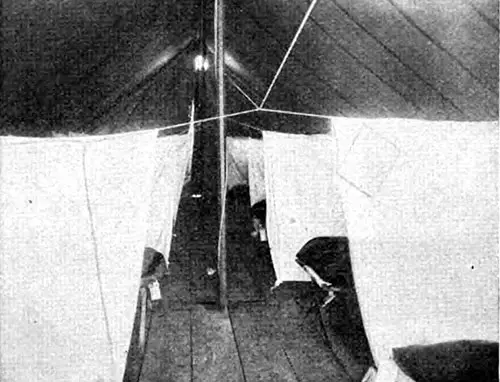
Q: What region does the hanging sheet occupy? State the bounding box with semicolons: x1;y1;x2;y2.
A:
145;131;193;263
263;132;347;284
183;101;196;185
331;118;498;377
226;137;250;190
226;137;265;205
248;139;266;206
0;130;158;382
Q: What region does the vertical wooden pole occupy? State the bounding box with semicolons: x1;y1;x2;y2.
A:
0;3;3;108
215;0;227;311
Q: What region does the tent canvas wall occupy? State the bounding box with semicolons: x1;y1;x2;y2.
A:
2;0;497;133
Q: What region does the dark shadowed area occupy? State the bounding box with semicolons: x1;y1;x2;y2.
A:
2;0;498;136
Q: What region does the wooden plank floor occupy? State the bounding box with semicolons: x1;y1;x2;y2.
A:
230;301;351;382
129;188;373;381
192;306;245;382
134;294;366;381
140;310;191;382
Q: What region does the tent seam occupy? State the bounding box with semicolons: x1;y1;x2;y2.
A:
330;0;466;118
386;0;498;98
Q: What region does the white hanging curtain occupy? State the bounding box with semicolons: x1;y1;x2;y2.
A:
226;136;265;205
248;138;266;206
332;117;499;377
145;130;193;263
226;137;251;190
0;130;158;382
183;100;196;185
263;131;347;284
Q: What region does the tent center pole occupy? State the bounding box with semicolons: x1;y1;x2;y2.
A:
215;0;227;312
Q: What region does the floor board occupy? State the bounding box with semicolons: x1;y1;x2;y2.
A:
140;310;191;382
230;301;352;382
230;306;299;382
191;306;246;382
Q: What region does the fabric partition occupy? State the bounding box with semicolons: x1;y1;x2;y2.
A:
263;131;347;284
0;130;158;382
247;139;265;206
183;118;195;185
226;137;265;205
145;131;193;263
331;118;498;378
226;137;249;190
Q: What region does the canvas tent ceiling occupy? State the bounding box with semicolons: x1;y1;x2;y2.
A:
1;0;498;136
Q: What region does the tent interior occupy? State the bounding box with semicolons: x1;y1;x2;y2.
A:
1;0;499;381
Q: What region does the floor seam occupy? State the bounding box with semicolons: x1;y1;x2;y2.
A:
228;308;248;382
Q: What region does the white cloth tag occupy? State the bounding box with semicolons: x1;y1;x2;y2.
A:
148;280;162;301
259;228;267;242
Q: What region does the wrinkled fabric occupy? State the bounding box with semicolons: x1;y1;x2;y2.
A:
332;118;498;368
263;132;347;284
0;130;158;382
145;132;193;263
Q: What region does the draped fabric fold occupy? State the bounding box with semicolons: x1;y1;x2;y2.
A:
331;118;499;378
0;131;158;382
263;131;347;284
145;131;193;263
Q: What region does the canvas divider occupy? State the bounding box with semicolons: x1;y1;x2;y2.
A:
331;118;498;371
247;138;266;206
145;132;193;264
226;137;250;191
262;131;347;284
226;137;265;205
0;130;158;382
